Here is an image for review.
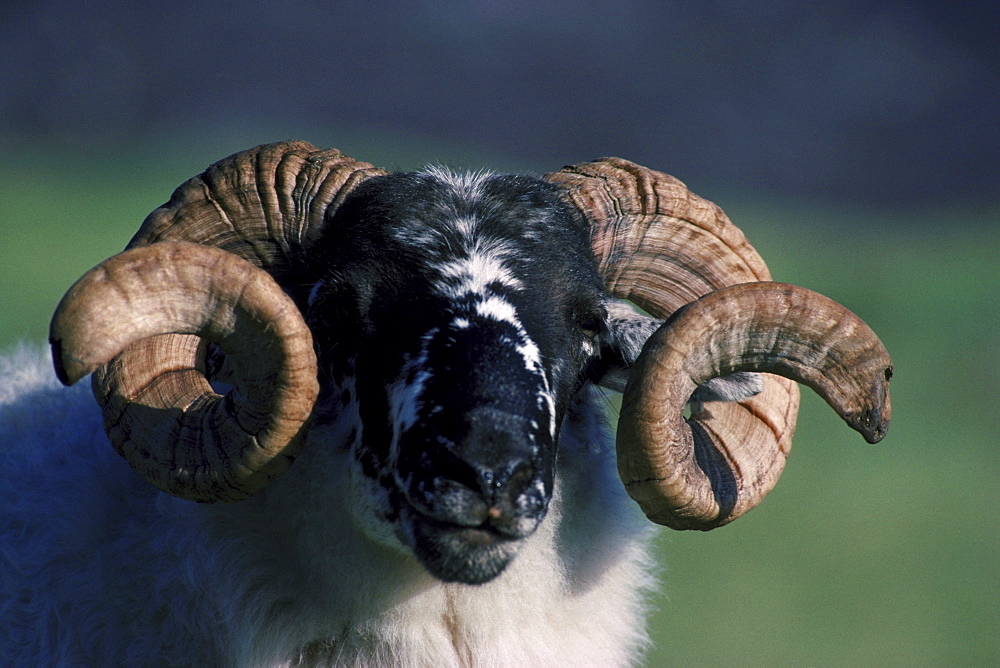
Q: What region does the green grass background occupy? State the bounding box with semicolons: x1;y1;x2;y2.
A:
1;136;997;665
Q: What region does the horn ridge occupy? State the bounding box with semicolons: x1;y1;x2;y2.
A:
546;158;772;315
55;142;385;500
616;282;892;530
51;141;385;501
51;242;319;502
547;157;893;531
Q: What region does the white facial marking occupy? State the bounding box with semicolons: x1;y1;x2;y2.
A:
475;294;519;325
452;215;478;241
514;333;543;370
387;328;438;452
436;250;523;299
397;166;558;442
469;293;557;439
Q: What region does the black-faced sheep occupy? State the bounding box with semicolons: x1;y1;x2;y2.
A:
0;141;892;666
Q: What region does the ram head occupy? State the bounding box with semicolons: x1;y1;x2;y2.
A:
50;141;892;583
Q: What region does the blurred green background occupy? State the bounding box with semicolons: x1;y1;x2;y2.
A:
2;2;997;665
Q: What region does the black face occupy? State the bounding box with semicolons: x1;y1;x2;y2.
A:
304;168;608;584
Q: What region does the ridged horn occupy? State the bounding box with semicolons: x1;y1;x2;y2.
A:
52;141;386;501
51;242;318;501
125;140;387;283
546;158;891;529
618;282;892;529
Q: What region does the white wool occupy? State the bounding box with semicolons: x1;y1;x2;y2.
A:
0;345;658;666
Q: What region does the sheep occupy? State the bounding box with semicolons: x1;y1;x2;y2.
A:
0;141;892;666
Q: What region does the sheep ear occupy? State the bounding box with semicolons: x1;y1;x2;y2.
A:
591;302;661;393
593;300;764;404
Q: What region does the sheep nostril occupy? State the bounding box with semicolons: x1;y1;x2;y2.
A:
506;461;534;490
475;459;535;505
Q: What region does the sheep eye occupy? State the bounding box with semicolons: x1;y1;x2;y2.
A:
576;314;603;339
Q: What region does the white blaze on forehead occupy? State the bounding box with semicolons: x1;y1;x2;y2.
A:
436;249;523;299
475;294;520;326
420;166;523;299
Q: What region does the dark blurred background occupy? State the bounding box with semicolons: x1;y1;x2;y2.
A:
2;0;997;206
1;1;997;665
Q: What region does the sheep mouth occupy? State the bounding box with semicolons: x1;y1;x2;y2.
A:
398;504;524;585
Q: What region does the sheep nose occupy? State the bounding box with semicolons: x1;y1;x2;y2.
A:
471;455;537;511
439;450;541;537
402;449;543;535
432;426;538;505
463;422;537;500
396;409;550;535
447;415;547;531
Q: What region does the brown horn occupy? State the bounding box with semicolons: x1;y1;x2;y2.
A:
52;141;386;501
617;282;892;529
545;157;774;309
545;155;799;458
51;242;318;501
126;140;387;282
546;158;888;528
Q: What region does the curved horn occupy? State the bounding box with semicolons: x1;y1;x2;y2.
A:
618;282;892;529
126;140;387;283
546;158;889;528
51;242;318;501
545;158;774;309
52;141;385;501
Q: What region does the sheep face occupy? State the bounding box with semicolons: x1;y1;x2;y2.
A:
304;169;613;584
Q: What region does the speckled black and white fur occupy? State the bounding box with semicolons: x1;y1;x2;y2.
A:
0;167;761;666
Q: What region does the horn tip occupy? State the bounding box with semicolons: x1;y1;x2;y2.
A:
848;373;893;444
853;411;890;444
49;337;89;386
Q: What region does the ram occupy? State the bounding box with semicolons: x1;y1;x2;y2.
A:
0;141;892;666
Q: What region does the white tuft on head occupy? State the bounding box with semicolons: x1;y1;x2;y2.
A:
420;165;493;200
